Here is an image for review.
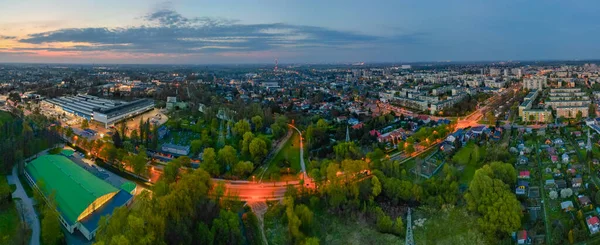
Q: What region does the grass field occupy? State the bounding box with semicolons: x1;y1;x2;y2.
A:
0;111;12;125
0;202;19;244
313;211;399;245
413;206;489;245
458;165;476;186
264;203;399;245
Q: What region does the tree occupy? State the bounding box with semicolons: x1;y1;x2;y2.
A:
218;145;238;171
190;139;203;155
251;116;263;132
550;190;558;200
528;114;535;123
560;188;573;199
197;223;214;245
130;129;139;145
394;217;405;236
112;131;123;148
576;110;583;122
333;141;362;160
212;210;242;245
249;138;268;164
240;132;254;157
163;159;181;183
372;175;382;197
81;119;89;129
304;237;320;245
464;165;522;240
232;161;254;178
376;211;394;234
405;144;415;155
233;120;251;137
201;148;220;176
41;194;64;245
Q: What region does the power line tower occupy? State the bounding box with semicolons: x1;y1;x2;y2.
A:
217;120;225;148
345;125;350;142
405;208;414;245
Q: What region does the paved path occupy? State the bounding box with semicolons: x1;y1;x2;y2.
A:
288;124;307;180
7;166;40;245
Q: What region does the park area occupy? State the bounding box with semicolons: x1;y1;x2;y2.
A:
256;130;303;181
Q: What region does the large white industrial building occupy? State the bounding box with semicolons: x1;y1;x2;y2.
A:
41;94;155;128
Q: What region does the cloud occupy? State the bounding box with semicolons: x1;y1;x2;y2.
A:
11;9;418;56
0;35;16;40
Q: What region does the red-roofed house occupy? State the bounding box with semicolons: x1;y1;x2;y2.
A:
587;216;600;234
351;122;364;130
517;230;530;244
369;130;381;137
417;115;430;124
519;171;530;179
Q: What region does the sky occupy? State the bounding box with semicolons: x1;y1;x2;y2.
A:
0;0;599;64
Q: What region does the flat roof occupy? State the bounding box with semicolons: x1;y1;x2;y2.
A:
26;155;118;225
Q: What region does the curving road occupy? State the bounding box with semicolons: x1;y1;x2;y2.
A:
7;166;40;245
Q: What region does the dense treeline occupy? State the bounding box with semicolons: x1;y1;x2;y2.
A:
94;167;263;245
0;112;61;174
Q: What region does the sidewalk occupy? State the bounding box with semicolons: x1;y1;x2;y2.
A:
7;166;40;245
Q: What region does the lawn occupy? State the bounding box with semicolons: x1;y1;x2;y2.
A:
458;165;476;186
413;206;490;245
263;203;399;245
0;202;19;244
0;111;12;126
314;211;399;245
256;131;302;179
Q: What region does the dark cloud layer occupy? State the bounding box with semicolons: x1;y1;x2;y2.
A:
0;35;17;40
14;9;408;55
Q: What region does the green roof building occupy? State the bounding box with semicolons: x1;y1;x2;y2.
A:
24;154;132;240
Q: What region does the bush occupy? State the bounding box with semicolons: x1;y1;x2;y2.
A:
49;147;62;155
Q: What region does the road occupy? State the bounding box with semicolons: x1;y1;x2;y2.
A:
219;179;302;201
7;166;40;245
288;124;308;180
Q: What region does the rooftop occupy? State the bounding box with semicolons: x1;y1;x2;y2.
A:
25;154;119;225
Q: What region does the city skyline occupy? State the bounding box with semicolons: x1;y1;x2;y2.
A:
1;0;600;64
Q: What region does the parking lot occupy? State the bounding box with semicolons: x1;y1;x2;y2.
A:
121;108;168;136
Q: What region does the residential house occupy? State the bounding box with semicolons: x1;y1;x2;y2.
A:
516;180;529;195
562;153;570;163
556;180;567;189
561;201;574;212
348;118;360;126
517;230;531;244
518;155;529;165
588;216;600;234
351;122;364;130
572;177;583;188
519;171;531;179
551;155;559;163
554;138;564;145
578;195;592;207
